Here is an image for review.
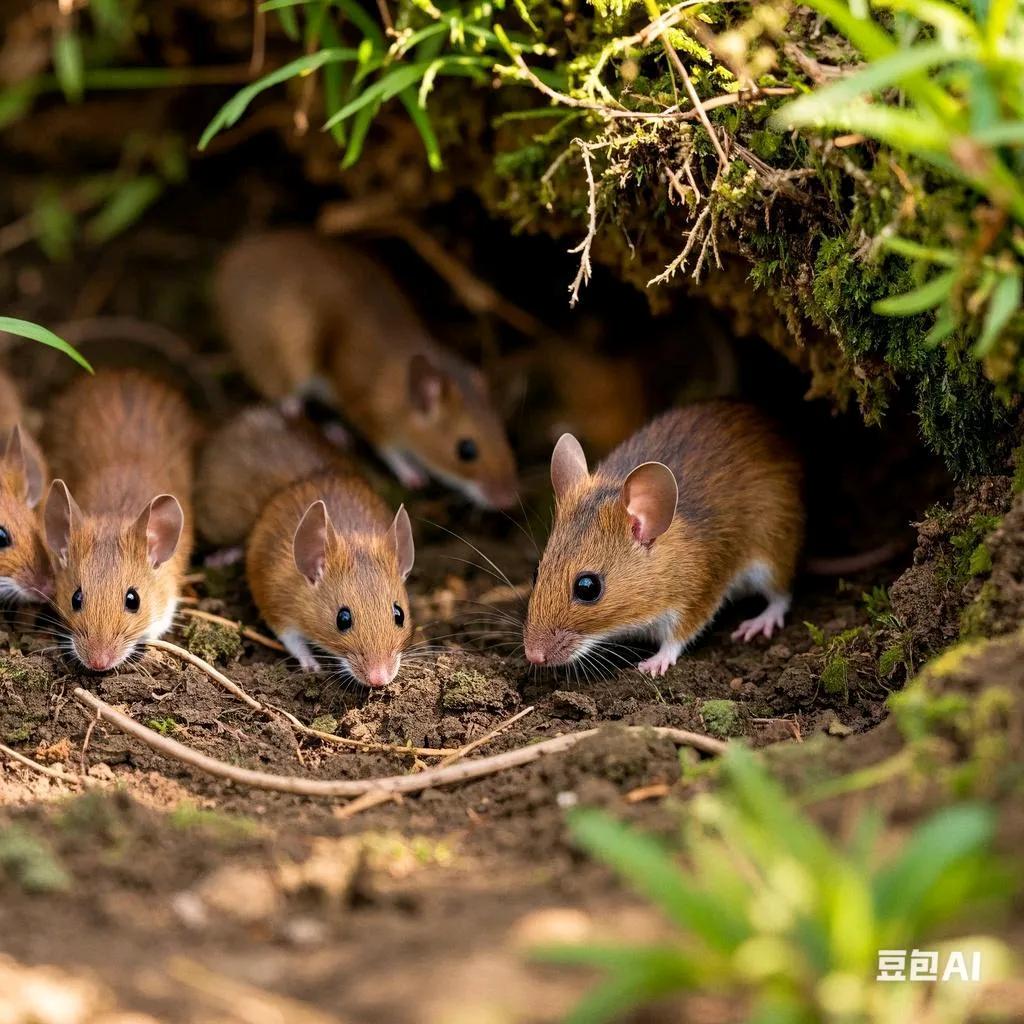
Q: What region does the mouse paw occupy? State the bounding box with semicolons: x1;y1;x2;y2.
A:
297;654;321;673
204;545;244;569
279;395;305;419
322;421;352;449
731;600;788;643
637;644;682;678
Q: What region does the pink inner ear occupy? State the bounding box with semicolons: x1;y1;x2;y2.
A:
622;462;678;547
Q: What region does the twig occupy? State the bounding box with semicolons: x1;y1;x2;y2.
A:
72;688;727;799
569;139;598;307
147;639;262;710
438;705;535;768
80;711;99;775
0;740;96;788
179;607;286;652
334;789;402;820
148;639;458;757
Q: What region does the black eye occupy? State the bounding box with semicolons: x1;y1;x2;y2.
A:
456;438;478;462
0;527;9;549
393;602;405;628
337;606;353;632
71;588;83;612
572;572;603;603
125;588;140;613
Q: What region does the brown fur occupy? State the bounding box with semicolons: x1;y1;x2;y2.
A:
195;406;350;545
525;401;804;663
247;472;413;686
44;371;197;669
214;230;517;508
0;370;51;601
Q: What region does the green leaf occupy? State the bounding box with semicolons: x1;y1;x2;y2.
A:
924;308;958;347
399;87;443;170
0;318;93;372
972;122;1024;146
974;273;1022;355
773;41;965;126
85;175;164;243
873;804;994;929
199;48;357;149
568;809;748;952
774;98;951;152
340;100;378;168
874;0;980;40
53;28;84;103
881;236;960;265
873;271;957;315
276;3;301;39
0;83;38;130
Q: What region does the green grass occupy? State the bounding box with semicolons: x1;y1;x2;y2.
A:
0;318;92;372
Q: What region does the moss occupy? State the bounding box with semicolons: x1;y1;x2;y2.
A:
820;655;849;702
878;642;908;678
311;714;339;734
0;826;71;893
946;513;1001;585
169;802;258;840
147;716;180;735
441;666;508;711
960;580;998;640
1013;443;1024;494
0;653;50;691
184;618;242;665
699;699;743;739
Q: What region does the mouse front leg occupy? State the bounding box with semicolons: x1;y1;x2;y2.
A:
380;447;429;489
637;614;686;678
279;628;320;673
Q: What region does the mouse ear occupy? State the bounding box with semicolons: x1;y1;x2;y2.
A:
409;354;448;418
293;500;330;586
389;504;415;581
135;495;184;569
551;433;589;502
5;425;44;508
44;480;80;567
622;462;678;547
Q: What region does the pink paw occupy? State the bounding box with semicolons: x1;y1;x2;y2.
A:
637;648;681;677
731;603;787;642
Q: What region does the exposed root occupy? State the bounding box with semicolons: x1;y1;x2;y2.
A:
73;686;727;798
438;705;535;768
0;740;97;788
568;139;599;307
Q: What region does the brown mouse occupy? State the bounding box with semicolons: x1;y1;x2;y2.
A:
195;405;348;547
214;229;518;509
0;370;52;602
43;370;197;672
524;401;804;677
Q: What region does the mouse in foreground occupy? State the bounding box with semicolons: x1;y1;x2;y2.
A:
215;229;518;510
43;370;196;672
524;401;804;677
196;407;415;688
0;369;52;602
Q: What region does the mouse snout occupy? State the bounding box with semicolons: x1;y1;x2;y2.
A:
524;642;547;665
85;648;120;672
483;482;520;511
360;654;401;689
523;628;579;668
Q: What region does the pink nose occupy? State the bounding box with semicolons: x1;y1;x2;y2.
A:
364;664;394;688
525;645;546;665
486;485;519;511
86;650;118;672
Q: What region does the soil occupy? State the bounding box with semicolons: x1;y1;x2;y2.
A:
0;193;1015;1022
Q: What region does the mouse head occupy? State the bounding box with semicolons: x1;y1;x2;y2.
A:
524;433;679;667
44;481;185;672
291;500;415;688
0;426;53;603
399;355;518;510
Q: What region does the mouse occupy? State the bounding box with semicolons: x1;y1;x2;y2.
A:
195;405;348;548
214;229;518;509
524;401;804;677
42;370;197;672
0;370;53;602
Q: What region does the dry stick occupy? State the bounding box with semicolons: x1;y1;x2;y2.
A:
148;639;459;758
438;705;535;769
179;607;286;652
0;741;96;788
73;688;727;798
569;139;598;307
333;789;401;820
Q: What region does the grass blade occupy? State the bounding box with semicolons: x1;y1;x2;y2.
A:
873;270;957;315
974;273;1022;355
0;317;93;372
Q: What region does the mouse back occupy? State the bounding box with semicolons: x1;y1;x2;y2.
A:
195;406;349;545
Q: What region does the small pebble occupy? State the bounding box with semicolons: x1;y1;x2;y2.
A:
556;791;578;809
729;677;743;691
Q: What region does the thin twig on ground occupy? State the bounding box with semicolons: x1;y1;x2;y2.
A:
438;705;535;768
0;740;96;788
73;687;728;799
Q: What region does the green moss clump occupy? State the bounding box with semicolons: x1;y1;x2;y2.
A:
820;655;849;702
0;654;50;691
947;513;1001;585
700;699;743;739
169;802;258;840
147;717;180;735
0;826;71;893
441;666;509;711
960;580;998;640
311;714;339;734
184;619;242;665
